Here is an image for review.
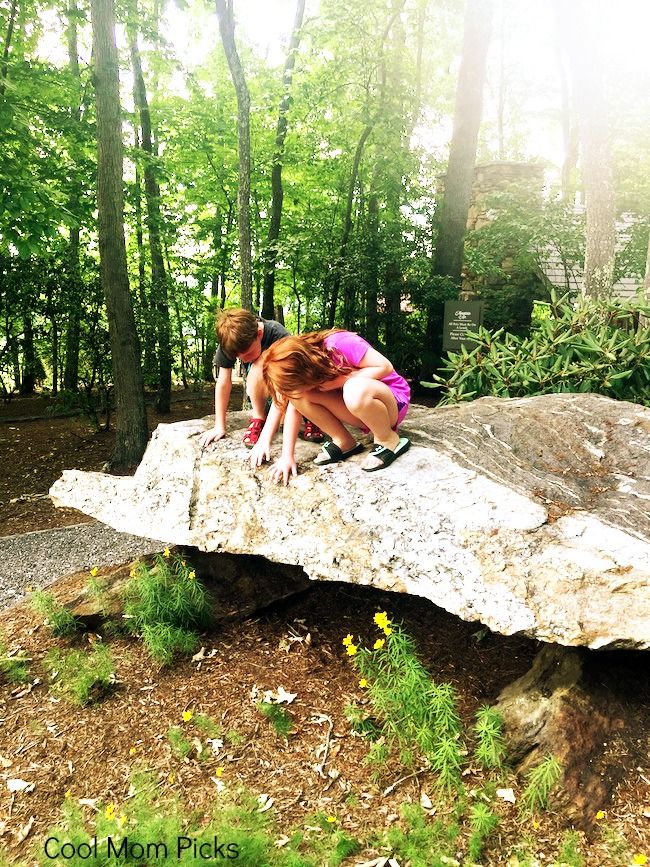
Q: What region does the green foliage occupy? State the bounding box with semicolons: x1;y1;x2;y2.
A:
43;644;115;706
554;830;585;867
473;705;507;770
166;727;193;760
30;590;79;638
0;634;30;684
382;803;460;866
123;554;212;664
349;617;464;791
33;771;321;866
467;801;499;862
433;294;650;406
520;755;563;814
257;701;294;737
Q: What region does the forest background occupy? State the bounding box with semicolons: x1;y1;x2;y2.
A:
1;0;649;463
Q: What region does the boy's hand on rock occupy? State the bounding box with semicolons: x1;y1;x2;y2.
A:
249;438;271;468
199;427;226;449
269;455;297;486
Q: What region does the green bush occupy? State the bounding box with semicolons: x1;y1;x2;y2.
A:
31;590;79;638
431;293;650;406
44;644;116;706
123;554;212;664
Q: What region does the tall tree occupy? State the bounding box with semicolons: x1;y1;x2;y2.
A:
215;0;252;310
261;0;306;320
422;0;493;373
130;16;172;412
431;0;493;284
558;0;615;299
90;0;148;464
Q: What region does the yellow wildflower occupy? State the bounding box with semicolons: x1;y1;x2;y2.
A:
383;627;393;636
129;568;137;578
326;816;337;824
64;789;72;800
596;810;606;820
346;644;358;656
342;634;353;647
359;679;368;688
182;710;193;722
215;767;224;778
129;747;137;756
633;856;648;866
163;547;171;558
105;803;116;821
532;818;540;831
373;638;385;650
168;773;176;784
188;570;196;581
90;566;98;577
373;611;389;630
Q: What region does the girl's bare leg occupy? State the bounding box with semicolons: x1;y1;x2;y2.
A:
291;390;360;452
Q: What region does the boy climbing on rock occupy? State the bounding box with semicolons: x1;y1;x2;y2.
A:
198;308;323;452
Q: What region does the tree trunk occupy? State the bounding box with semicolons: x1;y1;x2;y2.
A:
20;313;36;395
423;0;493;372
63;0;82;393
91;0;148;465
558;0;616;299
215;0;252;311
0;0;18;96
432;0;493;283
130;27;172;412
328;122;375;327
261;0;306;320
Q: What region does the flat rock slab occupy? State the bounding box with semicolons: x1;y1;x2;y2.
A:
50;393;650;649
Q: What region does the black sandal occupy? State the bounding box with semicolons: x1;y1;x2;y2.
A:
313;440;365;466
361;437;411;472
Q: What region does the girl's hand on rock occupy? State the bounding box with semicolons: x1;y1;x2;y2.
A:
269;455;297;486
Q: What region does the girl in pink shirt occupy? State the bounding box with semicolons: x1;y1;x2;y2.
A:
257;329;410;484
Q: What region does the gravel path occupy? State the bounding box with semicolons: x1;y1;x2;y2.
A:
0;522;160;610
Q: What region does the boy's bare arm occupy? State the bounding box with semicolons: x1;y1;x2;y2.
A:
199;367;233;447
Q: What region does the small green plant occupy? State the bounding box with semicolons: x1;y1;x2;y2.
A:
383;803;460;866
555;829;585;867
44;644;116;705
124;554;212;664
31;590;79;638
344;613;464;791
0;635;30;684
193;713;223;739
467;800;499;862
520;754;563;813
257;701;293;737
473;705;507;770
167;726;193;760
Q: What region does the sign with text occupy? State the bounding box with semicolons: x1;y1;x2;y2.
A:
443;300;485;352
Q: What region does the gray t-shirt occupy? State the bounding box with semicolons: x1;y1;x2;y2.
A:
213;318;289;369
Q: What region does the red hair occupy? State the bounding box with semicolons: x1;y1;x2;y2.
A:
262;330;352;408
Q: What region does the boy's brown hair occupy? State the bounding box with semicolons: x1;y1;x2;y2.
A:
216;308;260;358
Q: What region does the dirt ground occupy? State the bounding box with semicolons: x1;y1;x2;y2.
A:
0;390;648;865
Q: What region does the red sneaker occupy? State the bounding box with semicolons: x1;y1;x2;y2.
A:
300;419;325;443
242;417;265;448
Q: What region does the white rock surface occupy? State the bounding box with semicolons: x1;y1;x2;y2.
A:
50;393;650;649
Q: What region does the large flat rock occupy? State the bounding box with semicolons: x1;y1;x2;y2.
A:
50;393;650;649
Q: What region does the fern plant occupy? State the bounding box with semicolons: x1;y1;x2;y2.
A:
473;705;507;770
520;754;563;813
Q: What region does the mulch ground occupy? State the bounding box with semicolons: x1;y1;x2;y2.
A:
0;389;648;865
